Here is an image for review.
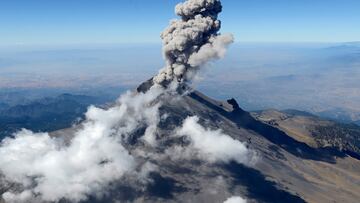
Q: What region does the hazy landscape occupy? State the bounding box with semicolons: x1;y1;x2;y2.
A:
1;42;359;126
0;0;359;202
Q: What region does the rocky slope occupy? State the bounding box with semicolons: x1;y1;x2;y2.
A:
1;81;360;203
252;109;360;159
50;81;360;203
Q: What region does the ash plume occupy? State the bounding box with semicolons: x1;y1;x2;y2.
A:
153;0;234;85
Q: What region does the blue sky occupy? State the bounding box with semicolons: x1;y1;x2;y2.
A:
0;0;359;45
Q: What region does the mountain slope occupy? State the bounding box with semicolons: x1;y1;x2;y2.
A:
69;80;360;203
2;81;360;203
252;109;360;159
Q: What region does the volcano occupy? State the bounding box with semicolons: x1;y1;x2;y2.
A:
0;0;359;202
36;79;359;203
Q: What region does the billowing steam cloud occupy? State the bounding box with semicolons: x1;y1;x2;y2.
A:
0;86;163;202
223;196;247;203
153;0;234;85
166;116;255;164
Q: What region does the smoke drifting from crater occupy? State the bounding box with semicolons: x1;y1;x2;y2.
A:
153;0;234;85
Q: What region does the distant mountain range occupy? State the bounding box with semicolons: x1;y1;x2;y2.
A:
324;41;360;51
314;108;360;125
0;93;110;139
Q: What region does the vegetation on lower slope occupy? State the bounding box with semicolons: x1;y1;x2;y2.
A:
253;109;360;159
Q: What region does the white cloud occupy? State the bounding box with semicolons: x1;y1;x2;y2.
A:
223;196;247;203
0;86;164;202
172;116;255;164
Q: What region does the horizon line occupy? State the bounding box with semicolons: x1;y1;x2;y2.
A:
0;41;358;49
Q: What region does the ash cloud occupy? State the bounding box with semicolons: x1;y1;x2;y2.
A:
153;0;234;85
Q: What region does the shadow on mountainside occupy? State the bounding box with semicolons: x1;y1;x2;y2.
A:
188;92;347;164
224;161;306;203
